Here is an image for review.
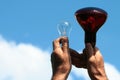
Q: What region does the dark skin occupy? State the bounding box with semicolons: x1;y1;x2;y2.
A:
51;37;108;80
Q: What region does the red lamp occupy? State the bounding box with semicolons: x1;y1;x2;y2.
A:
75;7;107;47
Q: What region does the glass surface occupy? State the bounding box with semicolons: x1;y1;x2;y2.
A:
75;7;107;33
75;7;107;47
57;21;72;37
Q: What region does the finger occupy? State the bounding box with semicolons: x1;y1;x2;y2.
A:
85;43;94;58
61;37;69;52
71;54;87;68
95;48;103;61
69;48;80;57
69;48;87;68
53;37;61;50
69;48;81;66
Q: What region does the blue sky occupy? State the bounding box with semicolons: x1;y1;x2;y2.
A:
0;0;120;80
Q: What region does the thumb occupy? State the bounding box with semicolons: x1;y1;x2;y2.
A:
85;43;94;58
61;37;69;52
52;37;61;50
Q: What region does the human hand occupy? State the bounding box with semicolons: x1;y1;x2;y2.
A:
51;37;71;80
70;43;108;80
69;48;87;68
84;43;108;80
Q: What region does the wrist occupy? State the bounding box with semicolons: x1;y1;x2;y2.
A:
90;75;108;80
51;73;68;80
52;66;71;80
88;70;108;80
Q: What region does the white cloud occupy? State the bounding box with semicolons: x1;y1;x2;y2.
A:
0;35;120;80
0;35;52;80
105;63;120;80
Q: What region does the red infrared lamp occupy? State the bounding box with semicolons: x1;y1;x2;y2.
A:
75;7;107;47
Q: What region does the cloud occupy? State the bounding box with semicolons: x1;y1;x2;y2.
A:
105;63;120;80
0;35;52;80
0;35;120;80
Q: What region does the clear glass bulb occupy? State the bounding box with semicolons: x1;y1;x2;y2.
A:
57;21;72;37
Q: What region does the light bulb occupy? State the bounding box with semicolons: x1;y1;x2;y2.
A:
75;7;107;47
57;21;72;37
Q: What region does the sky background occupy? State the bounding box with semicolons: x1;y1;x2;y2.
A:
0;0;120;80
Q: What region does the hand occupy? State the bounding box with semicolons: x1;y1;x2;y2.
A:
51;37;71;80
84;43;108;80
70;43;108;80
69;48;87;68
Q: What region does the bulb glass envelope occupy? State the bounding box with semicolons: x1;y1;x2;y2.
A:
75;7;107;33
57;21;72;37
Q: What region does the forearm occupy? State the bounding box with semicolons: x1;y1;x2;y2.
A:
51;70;69;80
88;67;108;80
89;73;108;80
51;65;70;80
51;73;68;80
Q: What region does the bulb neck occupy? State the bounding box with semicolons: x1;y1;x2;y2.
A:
85;31;96;48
